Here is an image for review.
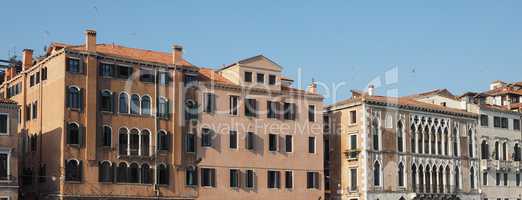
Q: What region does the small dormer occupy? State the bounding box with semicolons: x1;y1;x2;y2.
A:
219;55;283;90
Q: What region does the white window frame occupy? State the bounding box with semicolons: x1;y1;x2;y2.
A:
0;148;11;181
284;170;294;189
0;113;9;135
229;130;239;150
245;169;256;189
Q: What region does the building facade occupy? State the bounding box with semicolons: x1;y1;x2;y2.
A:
325;88;480;200
0;99;20;200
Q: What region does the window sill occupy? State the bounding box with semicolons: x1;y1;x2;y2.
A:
65;180;82;184
67;108;81;112
67;144;81;148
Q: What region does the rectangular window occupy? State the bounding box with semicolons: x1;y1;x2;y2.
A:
186;134;196;153
483;172;488;186
204;93;216;113
0;151;8;180
158;72;171;85
99;63;113;77
25;105;30;121
35;72;40;84
30;75;35;87
494;116;501;128
283;103;296;120
267;101;278;119
229;131;238;149
504;173;508;186
139;69;155;83
0;114;8;135
246;170;255;188
480;115;489;127
308;137;316;154
186;168;197;186
246;132;255;150
517;173;520;186
245;99;258;117
256;73;264;83
350;168;357;191
350;110;357;124
307;172;319;189
229;96;239;116
285;135;293;153
284;171;293;189
201;168;216;187
42;67;47;80
32;102;37;119
514;119;520;130
244;71;252;83
496;173;501;186
268;134;278;152
308;105;315;122
117;65;133;79
501;117;509;129
267;170;280;188
349;134;357;159
202;128;213;147
67;58;81;73
268;75;276;85
230;169;240;188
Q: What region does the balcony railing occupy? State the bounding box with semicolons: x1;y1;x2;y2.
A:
413;185;459;194
344;149;360;160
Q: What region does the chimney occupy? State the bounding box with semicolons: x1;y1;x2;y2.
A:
22;49;33;70
172;44;183;64
307;80;317;94
85;29;97;52
368;85;375;96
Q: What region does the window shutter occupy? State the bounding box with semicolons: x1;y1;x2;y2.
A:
96;126;102;147
79;125;86;147
64;159;67;180
112;93;117;113
315;173;320;189
65;87;70;108
79;88;84;111
253;171;257;189
211;94;217;113
78;160;83;182
66;124;71;144
65;58;70;72
211;169;216;187
166;165;170;185
166;132;171;151
111;163;117;183
97;162;102;181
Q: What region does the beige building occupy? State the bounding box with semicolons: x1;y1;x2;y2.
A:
0;98;20;200
325;87;480;200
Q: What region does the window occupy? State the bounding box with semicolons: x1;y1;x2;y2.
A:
267;170;280;188
256;73;264;83
67;58;81;74
141;164;152;184
481;140;490;159
101;126;111;147
348;134;357;159
246;132;255;150
202;128;213;147
140;130;150;156
30;135;37;152
130;94;140;114
204;93;216;113
157;131;170;151
373;161;381;186
129;129;139;156
119;93;129;113
285;171;293;189
99;63;113;77
0;114;8;135
470;167;475;189
503;142;507;160
32;102;37;119
494;116;501;128
350;111;357;124
67;123;81;145
283;103;296;120
268;75;276;85
42;67;47;80
157;164;169;185
157;97;170;118
496;173;501;186
308;105;315;122
244;71;252;82
129;163;139;183
350;168;357;191
35;72;40;84
494;141;500;160
468;129;474;158
118;128;128;155
186;133;196;153
308;137;316;154
65;160;82;181
504;173;508;186
515;119;520;130
201;168;216;187
245;99;257;117
117;65;133;79
67;87;82;110
246;170;255;188
268;134;278;151
139;69;155;83
515;144;521;161
158;72;171;85
117;162;128;182
372;119;379;151
480;115;489;127
0;151;9;180
285;135;293;153
100;91;113;112
30;75;34;87
141;96;151;115
229;131;238;149
397;121;404;152
307;172;319;189
483;171;488;186
267;101;279;119
229;96;239;116
517;173;521;186
230;169;240;188
98;161;113;182
398;163;405;187
186;167;197;186
501;117;508;129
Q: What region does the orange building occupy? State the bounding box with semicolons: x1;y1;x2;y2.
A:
0;99;20;200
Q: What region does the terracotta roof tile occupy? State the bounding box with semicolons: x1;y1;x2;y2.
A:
363;95;475;117
197;68;233;84
408;88;458;100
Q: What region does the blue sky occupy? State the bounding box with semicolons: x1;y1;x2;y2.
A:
1;0;521;104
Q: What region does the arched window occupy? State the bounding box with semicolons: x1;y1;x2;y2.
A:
157;130;170;151
453;128;458;157
444;128;449;155
411;125;416;153
514;143;521;161
102;125;112;147
412;164;417;192
129;129;139;156
157;164;169;185
100;90;113;112
67;123;80;145
424;126;429;154
502;142;507;161
418;165;424;193
437;127;442;155
141;130;150;156
432;165;437;192
65;160;82;181
67;86;81;109
119;93;129;113
158;97;169;118
470;167;475;189
98;161;113;182
397;121;404;153
141;164;152;184
373;161;381;186
117;162;128;183
398;162;405;187
129;163;140;183
481;140;489;159
445;165;451;192
438;166;444;193
425;165;431;193
430;127;436;154
418;128;423;154
454;166;460;189
468;129;474;158
119;128;128;156
372;119;379;151
130;94;140;114
141;96;151;115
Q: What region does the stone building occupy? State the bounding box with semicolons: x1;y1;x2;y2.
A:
325;87;480;200
0;99;20;200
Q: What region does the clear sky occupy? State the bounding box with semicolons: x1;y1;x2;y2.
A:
1;0;521;104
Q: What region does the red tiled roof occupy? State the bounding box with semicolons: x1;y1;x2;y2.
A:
197;68;233;84
408;88;458;100
364;95;473;116
69;43;194;67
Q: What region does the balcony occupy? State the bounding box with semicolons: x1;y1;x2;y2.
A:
344;149;360;161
